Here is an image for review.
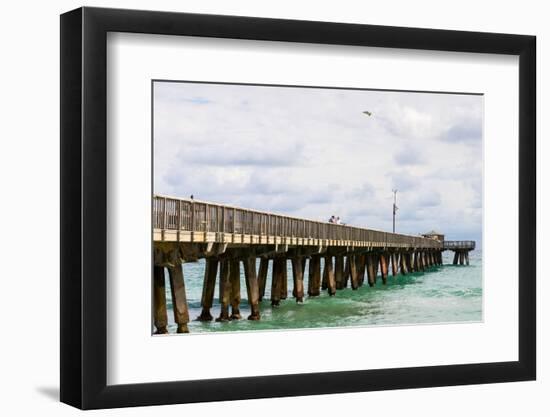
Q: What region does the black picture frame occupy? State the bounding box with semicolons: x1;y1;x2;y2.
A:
60;6;536;410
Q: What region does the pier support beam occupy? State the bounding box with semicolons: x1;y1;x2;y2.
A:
244;257;261;320
216;259;231;322
453;251;459;265
308;256;322;296
271;257;284;306
407;252;414;272
229;258;241;320
391;253;398;276
343;255;351;288
380;253;388;284
335;255;345;289
197;258;218;321
281;259;288;299
465;251;470;266
366;254;376;286
358;254;366;286
168;264;190;333
324;256;336;295
291;257;305;302
257;258;269;302
322;257;329;290
399;252;408;275
350;255;359;289
153;266;168;334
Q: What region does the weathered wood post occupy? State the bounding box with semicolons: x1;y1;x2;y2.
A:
465;251;470;266
373;253;380;282
281;258;288;299
257;257;269;302
153;266;168;334
350;254;359;289
244;256;261;320
325;256;337;295
335;255;344;289
425;251;430;268
343;255;351;288
453;251;459;265
391;252;398;276
229;258;241;320
380;252;388;284
216;259;231;322
308;255;321;296
366;253;376;286
399;251;408;275
459;251;465;265
291;257;305;302
322;257;329;290
407;251;414;272
197;257;218;321
167;264;190;333
358;254;366;286
271;257;283;306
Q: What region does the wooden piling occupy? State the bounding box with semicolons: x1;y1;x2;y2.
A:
167;264;190;333
324;256;336;295
197;257;218;321
343;255;351;288
153;266;168;334
335;255;345;289
216;259;231;322
229;258;241;320
281;259;288;299
459;251;465;265
380;253;388;284
350;255;359;289
291;257;305;302
408;252;414;272
373;253;380;283
308;255;321;296
453;251;459;265
391;252;398;276
322;257;329;290
366;254;376;286
399;251;408;275
358;254;366;286
244;257;260;320
257;257;269;302
271;257;283;306
465;251;470;266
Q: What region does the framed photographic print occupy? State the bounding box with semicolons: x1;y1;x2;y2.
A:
60;6;536;409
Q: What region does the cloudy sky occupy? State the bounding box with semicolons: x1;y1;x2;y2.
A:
153;81;483;244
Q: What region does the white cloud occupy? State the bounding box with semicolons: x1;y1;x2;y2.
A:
154;82;482;243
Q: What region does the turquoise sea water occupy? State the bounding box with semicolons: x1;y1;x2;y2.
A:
162;250;482;334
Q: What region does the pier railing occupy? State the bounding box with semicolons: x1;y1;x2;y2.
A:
153;195;442;249
443;240;476;250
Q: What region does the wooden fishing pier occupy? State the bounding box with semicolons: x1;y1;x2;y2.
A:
152;195;476;333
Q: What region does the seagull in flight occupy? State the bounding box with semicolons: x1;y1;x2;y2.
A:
363;110;373;116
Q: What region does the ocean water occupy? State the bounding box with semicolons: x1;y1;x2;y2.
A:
162;250;482;334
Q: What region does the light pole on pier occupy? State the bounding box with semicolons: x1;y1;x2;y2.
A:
392;189;398;233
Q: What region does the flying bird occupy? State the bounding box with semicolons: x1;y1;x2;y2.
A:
363;111;372;116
